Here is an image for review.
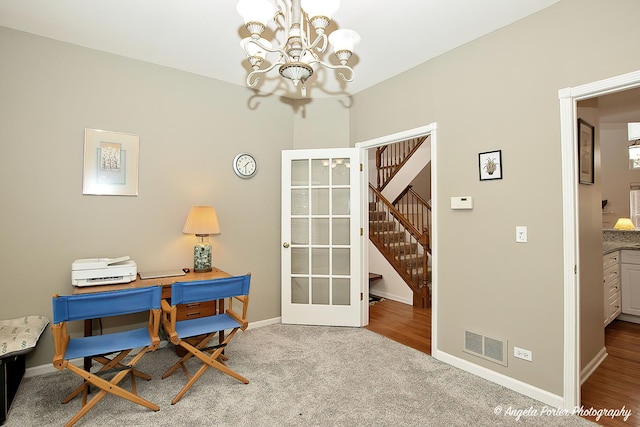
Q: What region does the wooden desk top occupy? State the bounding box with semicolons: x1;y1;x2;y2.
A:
72;267;231;295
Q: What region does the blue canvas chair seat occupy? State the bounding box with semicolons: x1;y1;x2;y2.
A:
63;328;155;360
51;286;161;427
161;274;251;405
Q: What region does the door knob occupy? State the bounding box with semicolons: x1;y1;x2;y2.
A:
283;242;290;248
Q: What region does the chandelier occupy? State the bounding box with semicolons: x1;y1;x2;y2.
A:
236;0;361;98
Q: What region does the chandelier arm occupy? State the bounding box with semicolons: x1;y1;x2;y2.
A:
307;33;328;53
246;61;286;87
246;38;289;58
318;62;356;82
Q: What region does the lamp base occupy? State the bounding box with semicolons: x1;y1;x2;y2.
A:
193;242;212;273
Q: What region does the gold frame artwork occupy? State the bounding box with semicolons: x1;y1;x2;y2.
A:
83;128;139;196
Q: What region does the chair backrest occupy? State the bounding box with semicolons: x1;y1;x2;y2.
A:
170;274;251;306
52;286;161;324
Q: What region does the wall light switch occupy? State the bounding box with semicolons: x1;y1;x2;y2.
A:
451;196;473;210
516;226;527;243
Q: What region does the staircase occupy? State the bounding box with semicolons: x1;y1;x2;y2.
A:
369;134;432;308
369;184;431;308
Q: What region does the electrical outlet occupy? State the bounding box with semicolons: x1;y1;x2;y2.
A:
514;346;532;361
516;226;527;243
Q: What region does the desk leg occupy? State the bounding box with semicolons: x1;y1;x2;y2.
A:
83;319;92;371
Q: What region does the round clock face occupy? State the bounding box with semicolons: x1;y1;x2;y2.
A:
233;153;257;179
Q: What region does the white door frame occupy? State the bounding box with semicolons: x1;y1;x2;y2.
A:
559;70;640;409
355;123;438;349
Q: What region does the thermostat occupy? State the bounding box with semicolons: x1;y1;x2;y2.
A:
451;196;473;210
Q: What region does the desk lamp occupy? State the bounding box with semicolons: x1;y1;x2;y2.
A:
183;205;221;273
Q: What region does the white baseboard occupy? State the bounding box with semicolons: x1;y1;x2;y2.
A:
370;290;412;305
580;346;607;385
432;348;564;408
616;313;640;324
24;317;282;379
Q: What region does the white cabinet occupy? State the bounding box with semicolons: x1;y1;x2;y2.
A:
621;250;640;316
603;251;621;326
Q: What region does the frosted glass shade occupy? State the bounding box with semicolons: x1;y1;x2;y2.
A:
328;29;361;53
613;218;635;230
237;0;276;25
301;0;340;19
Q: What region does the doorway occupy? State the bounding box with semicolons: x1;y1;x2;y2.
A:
559;70;640;409
355;123;438;354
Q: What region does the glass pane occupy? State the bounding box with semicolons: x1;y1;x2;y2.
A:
291;159;308;185
311;218;329;245
291;189;308;215
291;248;309;274
332;158;350;185
312;278;329;305
332;218;350;245
332;278;350;305
332;188;350;215
311;188;329;215
332;248;350;275
312;248;329;275
291;277;309;304
311;159;330;185
291;218;308;245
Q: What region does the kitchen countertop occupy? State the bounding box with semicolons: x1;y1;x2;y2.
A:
603;241;640;254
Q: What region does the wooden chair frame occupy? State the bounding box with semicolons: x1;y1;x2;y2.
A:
51;286;162;427
161;274;251;405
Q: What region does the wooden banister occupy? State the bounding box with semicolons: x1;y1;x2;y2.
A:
376;136;427;191
369;184;430;307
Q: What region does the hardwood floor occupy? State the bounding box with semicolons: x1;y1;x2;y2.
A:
365;298;431;355
581;320;640;427
367;299;640;426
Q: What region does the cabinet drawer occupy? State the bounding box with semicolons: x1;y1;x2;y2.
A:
606;278;620;298
603;251;620;270
603;267;619;286
608;295;622;322
621;250;640;265
176;300;216;321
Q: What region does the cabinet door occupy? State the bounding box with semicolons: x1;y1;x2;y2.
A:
621;263;640;316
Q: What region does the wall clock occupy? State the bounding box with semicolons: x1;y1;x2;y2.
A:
233;153;257;179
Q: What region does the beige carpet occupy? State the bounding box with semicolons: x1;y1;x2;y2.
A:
6;324;595;426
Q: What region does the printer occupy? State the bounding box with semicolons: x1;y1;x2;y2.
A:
71;256;137;286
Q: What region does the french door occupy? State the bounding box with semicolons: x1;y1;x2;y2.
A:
281;148;364;326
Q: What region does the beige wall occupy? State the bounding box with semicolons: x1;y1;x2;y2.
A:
0;27;293;367
348;0;640;395
577;104;605;372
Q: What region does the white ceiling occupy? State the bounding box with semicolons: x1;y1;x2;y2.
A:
0;0;562;99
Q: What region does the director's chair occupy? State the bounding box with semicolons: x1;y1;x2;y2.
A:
51;286;162;427
161;274;251;405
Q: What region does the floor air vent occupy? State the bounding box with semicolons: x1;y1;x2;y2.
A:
464;331;507;366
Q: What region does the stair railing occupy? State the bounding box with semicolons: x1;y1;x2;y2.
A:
376;135;428;191
392;185;431;252
369;184;430;307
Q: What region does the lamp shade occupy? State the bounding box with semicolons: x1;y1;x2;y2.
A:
301;0;340;19
328;29;361;53
628;123;640;141
236;0;276;25
183;206;221;236
613;217;635;230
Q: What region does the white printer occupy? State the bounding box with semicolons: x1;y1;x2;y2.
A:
71;256;137;286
